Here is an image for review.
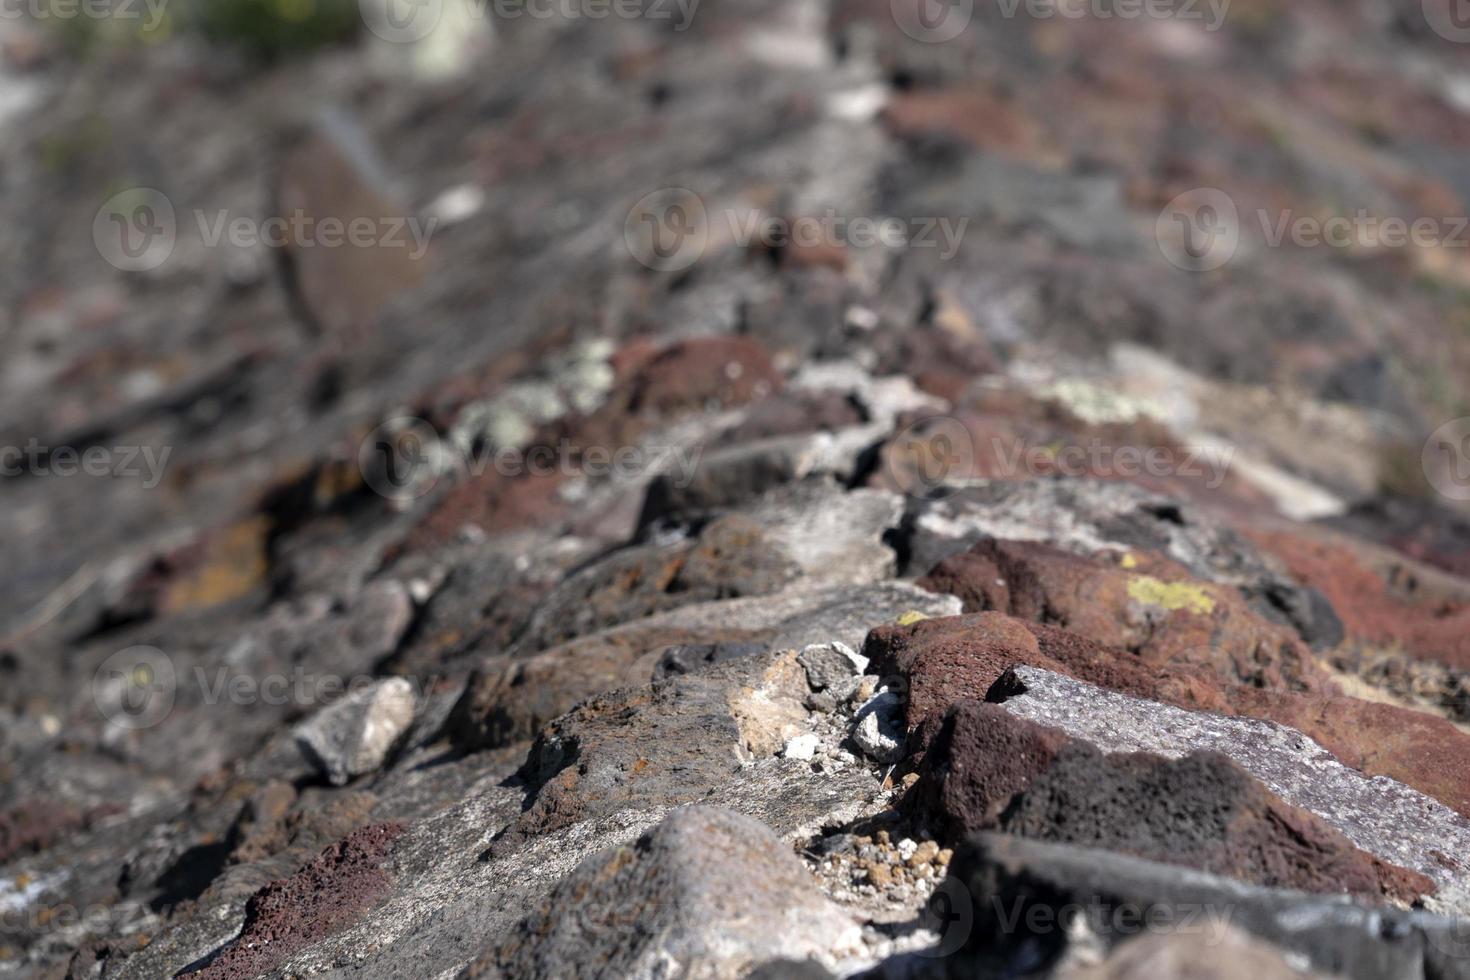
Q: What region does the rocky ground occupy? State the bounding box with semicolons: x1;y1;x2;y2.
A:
6;0;1470;977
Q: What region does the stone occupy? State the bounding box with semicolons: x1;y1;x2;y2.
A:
997;744;1430;904
908;700;1070;840
479;808;861;979
784;733;821;761
487;647;886;855
798;641;868;693
188;822;407;980
992;665;1470;911
936;833;1470;980
294;678;417;786
276;111;429;340
851;690;904;764
872;611;1470;820
918;537;1330;692
450;583;960;750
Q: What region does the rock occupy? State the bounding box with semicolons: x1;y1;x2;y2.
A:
294;678;417;786
450;583;960;750
276;111;429;340
900;479;1286;587
992;665;1470;910
798;641;867;694
654;641;769;679
187;822;406;980
487;647;888;855
638;429;883;525
998;744;1430;904
513;482;902;654
479;808;861;978
744;960;837;980
937;833;1470;980
872;611;1470;820
918;537;1330;692
1245;522;1470;672
784;733;821;761
908;700;1070;840
906;701;1428;904
851;690;904;764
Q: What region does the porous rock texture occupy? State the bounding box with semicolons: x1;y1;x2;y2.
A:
7;1;1470;978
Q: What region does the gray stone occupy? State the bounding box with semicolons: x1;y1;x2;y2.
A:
851;689;904;764
294;677;417;786
481;807;863;978
798;640;867;693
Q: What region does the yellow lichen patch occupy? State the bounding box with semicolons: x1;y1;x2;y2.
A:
896;610;929;626
1126;575;1216;615
1120;553;1138;570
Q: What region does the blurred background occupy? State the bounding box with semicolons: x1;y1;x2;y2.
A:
6;0;1470;970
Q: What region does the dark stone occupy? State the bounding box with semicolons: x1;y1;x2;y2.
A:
939;833;1470;980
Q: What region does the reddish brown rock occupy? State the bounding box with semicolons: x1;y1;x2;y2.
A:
187;822;406;980
599;335;781;421
908;700;1069;841
1243;524;1470;671
864;612;1057;729
869;612;1470;820
918;537;1331;692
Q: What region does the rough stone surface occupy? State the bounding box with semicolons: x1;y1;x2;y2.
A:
936;834;1470;980
993;666;1470;911
294;678;418;786
918;537;1330;692
450;583;960;750
477;807;862;978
